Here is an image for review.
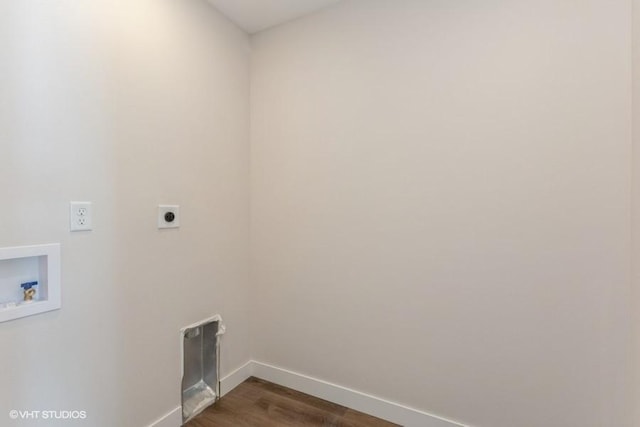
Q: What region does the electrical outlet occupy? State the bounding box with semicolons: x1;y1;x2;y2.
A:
158;205;180;229
70;202;92;232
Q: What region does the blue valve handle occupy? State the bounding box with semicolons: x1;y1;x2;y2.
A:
21;281;38;290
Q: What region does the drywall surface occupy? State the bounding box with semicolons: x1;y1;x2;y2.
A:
250;1;634;426
634;0;640;424
0;1;250;426
208;0;344;34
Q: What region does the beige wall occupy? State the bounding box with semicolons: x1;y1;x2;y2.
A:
0;1;251;426
250;1;634;426
634;0;640;424
1;0;637;426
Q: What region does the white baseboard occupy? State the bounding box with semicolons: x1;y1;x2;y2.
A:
148;361;253;427
148;407;181;427
251;361;468;427
220;360;253;396
149;360;467;427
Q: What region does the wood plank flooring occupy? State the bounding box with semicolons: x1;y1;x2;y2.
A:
185;377;401;427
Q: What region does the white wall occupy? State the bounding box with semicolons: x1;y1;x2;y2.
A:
1;1;636;426
250;1;634;426
634;0;640;424
0;1;251;426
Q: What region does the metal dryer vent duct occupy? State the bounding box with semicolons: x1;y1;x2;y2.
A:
180;315;226;424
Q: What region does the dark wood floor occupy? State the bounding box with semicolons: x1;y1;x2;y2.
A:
185;377;401;427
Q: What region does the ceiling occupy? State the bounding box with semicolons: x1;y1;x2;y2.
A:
208;0;344;34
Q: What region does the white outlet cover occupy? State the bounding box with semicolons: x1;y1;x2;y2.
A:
70;201;92;232
158;205;180;229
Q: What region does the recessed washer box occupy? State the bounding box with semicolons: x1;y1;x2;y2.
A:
0;244;61;323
